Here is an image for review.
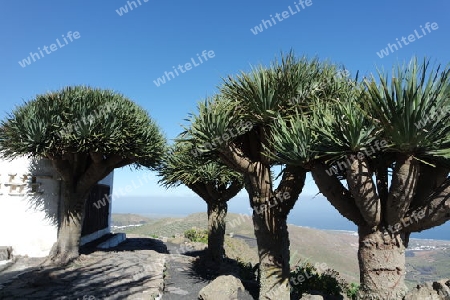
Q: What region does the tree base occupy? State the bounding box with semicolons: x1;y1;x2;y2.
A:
358;228;407;299
41;242;79;267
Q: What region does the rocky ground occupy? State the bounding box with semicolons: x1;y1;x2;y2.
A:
0;236;167;299
0;234;256;300
1;224;449;299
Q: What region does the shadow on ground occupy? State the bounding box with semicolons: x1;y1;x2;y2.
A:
185;249;259;299
80;235;169;255
0;237;166;300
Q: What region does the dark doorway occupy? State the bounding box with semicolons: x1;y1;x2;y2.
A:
82;184;110;236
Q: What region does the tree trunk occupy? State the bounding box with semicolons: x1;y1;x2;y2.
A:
253;207;291;300
206;201;228;262
45;183;88;266
357;226;408;300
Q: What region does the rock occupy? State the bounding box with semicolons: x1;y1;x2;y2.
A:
298;291;348;300
186;241;207;252
198;275;250;300
168;236;190;244
404;279;450;300
0;246;13;261
301;294;324;300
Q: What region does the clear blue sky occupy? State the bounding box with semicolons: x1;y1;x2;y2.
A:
1;1;449;214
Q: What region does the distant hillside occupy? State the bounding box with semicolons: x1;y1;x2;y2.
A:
111;213;155;227
112;213;450;286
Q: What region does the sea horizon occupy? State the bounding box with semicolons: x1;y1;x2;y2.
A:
112;195;450;241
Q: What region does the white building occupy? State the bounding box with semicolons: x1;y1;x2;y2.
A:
0;156;114;258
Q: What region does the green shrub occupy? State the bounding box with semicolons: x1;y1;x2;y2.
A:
184;228;208;243
346;282;360;299
289;262;351;298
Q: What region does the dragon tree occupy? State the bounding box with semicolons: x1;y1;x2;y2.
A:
158;139;243;262
0;86;165;265
270;58;450;299
185;53;349;299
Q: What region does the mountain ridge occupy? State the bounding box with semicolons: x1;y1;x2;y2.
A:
112;212;450;287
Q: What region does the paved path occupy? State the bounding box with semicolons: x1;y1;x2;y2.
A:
0;237;256;300
162;242;256;300
0;237;167;300
162;242;211;300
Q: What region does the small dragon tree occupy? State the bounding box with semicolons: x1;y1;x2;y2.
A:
185;53;346;300
157;139;243;262
0;86;165;265
270;58;450;299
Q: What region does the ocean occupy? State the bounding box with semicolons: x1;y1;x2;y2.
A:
112;195;450;241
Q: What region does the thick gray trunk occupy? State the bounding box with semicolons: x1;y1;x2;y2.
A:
253;208;291;300
357;226;407;300
45;182;87;266
207;201;227;262
48;212;83;264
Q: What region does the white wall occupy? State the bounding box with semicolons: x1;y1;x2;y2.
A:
0;157;114;257
0;157;59;257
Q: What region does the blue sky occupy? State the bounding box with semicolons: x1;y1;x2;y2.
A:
1;1;450;231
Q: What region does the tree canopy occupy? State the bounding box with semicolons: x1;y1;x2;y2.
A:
0;85;165;170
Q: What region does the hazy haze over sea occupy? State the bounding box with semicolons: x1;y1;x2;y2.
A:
112;194;450;241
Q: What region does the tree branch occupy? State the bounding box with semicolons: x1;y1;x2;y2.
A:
49;158;72;182
385;155;419;224
346;155;381;227
205;182;218;201
76;154;133;194
89;151;104;164
375;160;389;210
187;183;211;203
274;165;307;215
104;154;130;169
402;178;450;232
220;181;243;202
311;162;366;226
219;144;255;174
410;164;449;210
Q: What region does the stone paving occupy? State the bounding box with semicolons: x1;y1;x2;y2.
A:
162;242;210;300
0;236;257;300
0;237;167;300
163;254;202;299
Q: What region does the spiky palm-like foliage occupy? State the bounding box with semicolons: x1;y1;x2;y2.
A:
1;86;164;164
184;52;352;300
158;140;242;193
271;58;450;299
0;86;165;265
365;58;450;158
158;141;242;262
